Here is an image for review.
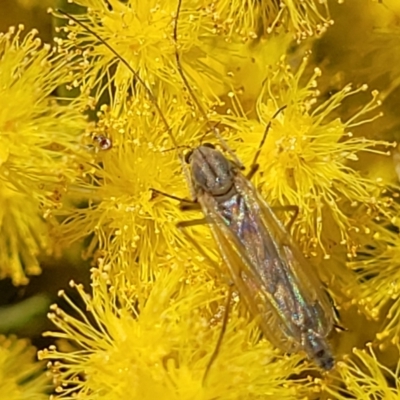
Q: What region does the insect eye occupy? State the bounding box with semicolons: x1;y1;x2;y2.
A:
202;143;215;149
184;149;194;164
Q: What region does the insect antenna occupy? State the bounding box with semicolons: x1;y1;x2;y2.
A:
55;8;185;165
173;0;244;169
250;105;287;169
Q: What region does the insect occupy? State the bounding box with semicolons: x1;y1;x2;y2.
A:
170;0;336;372
58;0;336;374
181;142;335;371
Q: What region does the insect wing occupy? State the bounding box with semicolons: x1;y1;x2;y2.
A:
239;176;335;337
199;172;335;356
199;193;300;352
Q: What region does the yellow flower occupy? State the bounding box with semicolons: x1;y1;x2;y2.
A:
0;335;50;400
57;92;210;282
39;261;314;400
0;25;87;206
320;343;400;399
214;0;332;40
54;1;231;104
55;0;318;110
217;57;395;264
30;1;400;396
309;0;400;142
344;216;400;344
0;183;53;285
0;25;88;283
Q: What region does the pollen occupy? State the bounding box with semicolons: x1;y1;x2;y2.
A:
346;216;400;345
40;263;315;400
0;25;88;283
213;0;332;40
2;0;400;396
53;2;224;106
0;335;50;400
321;343;400;399
219;57;396;265
56;93;215;283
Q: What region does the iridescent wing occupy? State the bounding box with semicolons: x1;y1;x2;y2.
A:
199;193;301;352
199;172;334;353
239;175;335;338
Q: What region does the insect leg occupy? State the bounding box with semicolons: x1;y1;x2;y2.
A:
271;205;299;231
202;283;233;386
245;163;259;181
150;188;202;212
176;224;235;381
150;188;195;204
324;288;346;331
176;219;208;228
334;323;347;332
179;203;202;211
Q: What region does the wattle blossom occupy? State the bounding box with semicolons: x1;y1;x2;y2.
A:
0;0;399;398
39;262;313;400
321;343;400;399
0;25;87;283
0;335;50;399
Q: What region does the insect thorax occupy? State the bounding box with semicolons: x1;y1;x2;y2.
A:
190;145;236;199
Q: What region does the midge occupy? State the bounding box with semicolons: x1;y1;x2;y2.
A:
183;144;336;369
58;0;336;372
